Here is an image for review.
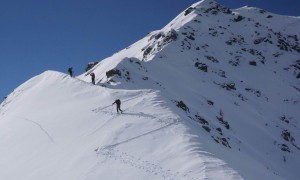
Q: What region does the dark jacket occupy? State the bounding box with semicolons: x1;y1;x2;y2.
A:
113;99;121;106
90;73;95;78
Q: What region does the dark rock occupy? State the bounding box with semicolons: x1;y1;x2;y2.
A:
123;70;130;81
233;15;245;22
217;70;226;78
212;136;231;148
280;116;290;124
216;127;223;135
176;100;189;113
202;125;211;132
280;144;290;152
242;48;266;63
255;22;261;27
238;93;248;101
229;57;240;66
143;46;153;58
226;36;245;45
249;61;257;66
275;32;300;53
281;130;292;142
203;3;232;15
186;35;195;40
106;69;121;78
195;62;208;72
259;9;266;14
293;86;300;92
207;100;214;106
85;62;98;72
221;138;231;148
223;82;236;91
273;52;282;57
205;55;219;63
163;29;178;43
195;115;209;125
184;7;195;16
254;37;273;45
245;88;261;97
216;110;230;129
155;33;163;39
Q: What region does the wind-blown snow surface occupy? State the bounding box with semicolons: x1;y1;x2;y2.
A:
1;0;300;179
0;71;243;180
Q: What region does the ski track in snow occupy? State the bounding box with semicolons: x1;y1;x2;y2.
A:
92;108;187;180
97;147;200;180
95;120;196;180
97;121;177;151
121;112;158;120
16;116;56;144
91;107;238;179
88;111;159;137
87;113;120;136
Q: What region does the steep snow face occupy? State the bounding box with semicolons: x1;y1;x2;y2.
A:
77;0;300;179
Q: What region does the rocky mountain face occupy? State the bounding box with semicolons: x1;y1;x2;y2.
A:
79;0;300;178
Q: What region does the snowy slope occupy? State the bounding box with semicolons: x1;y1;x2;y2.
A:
79;0;300;179
0;71;245;180
1;0;300;179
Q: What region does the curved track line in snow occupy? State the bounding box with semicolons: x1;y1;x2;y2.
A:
120;112;158;120
91;104;112;113
16;116;56;144
97;121;177;151
87;113;120;137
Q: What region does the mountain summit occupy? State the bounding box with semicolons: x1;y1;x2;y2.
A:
1;0;299;179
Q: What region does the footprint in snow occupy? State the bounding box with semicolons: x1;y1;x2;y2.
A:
97;148;189;180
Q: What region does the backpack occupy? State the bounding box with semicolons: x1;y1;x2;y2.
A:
116;99;121;105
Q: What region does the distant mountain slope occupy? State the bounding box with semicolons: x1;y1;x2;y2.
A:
1;0;299;179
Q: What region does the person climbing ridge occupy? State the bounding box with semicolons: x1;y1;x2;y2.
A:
90;72;95;85
68;67;73;77
112;99;123;113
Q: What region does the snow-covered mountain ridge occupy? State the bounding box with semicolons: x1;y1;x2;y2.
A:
1;0;299;179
